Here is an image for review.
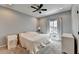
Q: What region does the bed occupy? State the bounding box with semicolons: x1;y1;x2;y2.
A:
19;32;50;54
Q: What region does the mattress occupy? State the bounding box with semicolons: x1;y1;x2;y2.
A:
19;32;50;54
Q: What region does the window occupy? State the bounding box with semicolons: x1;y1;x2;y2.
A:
49;20;59;40
50;20;57;34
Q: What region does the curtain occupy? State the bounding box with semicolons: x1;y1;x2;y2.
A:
57;17;63;39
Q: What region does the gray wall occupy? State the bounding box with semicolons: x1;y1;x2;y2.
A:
0;6;37;46
71;5;78;37
39;11;72;34
37;18;49;34
71;5;79;53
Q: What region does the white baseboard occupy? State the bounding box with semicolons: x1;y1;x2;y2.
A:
0;44;7;48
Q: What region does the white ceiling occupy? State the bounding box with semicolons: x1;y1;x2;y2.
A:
1;4;72;17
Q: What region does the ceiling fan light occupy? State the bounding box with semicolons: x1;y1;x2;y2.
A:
39;11;41;13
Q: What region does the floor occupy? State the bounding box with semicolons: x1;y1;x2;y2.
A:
0;46;28;54
0;40;61;54
38;40;61;54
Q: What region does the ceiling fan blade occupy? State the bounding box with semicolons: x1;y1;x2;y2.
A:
33;9;39;12
41;9;47;11
39;11;42;13
31;6;37;9
39;4;43;9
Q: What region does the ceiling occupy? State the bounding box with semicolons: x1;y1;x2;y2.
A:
1;4;72;18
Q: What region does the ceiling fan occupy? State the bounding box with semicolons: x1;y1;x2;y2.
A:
31;4;47;14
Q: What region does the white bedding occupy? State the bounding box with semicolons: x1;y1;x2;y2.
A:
19;32;50;54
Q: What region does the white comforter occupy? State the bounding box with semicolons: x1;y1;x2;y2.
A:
19;32;50;54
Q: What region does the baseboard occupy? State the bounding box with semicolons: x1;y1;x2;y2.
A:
0;44;7;48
